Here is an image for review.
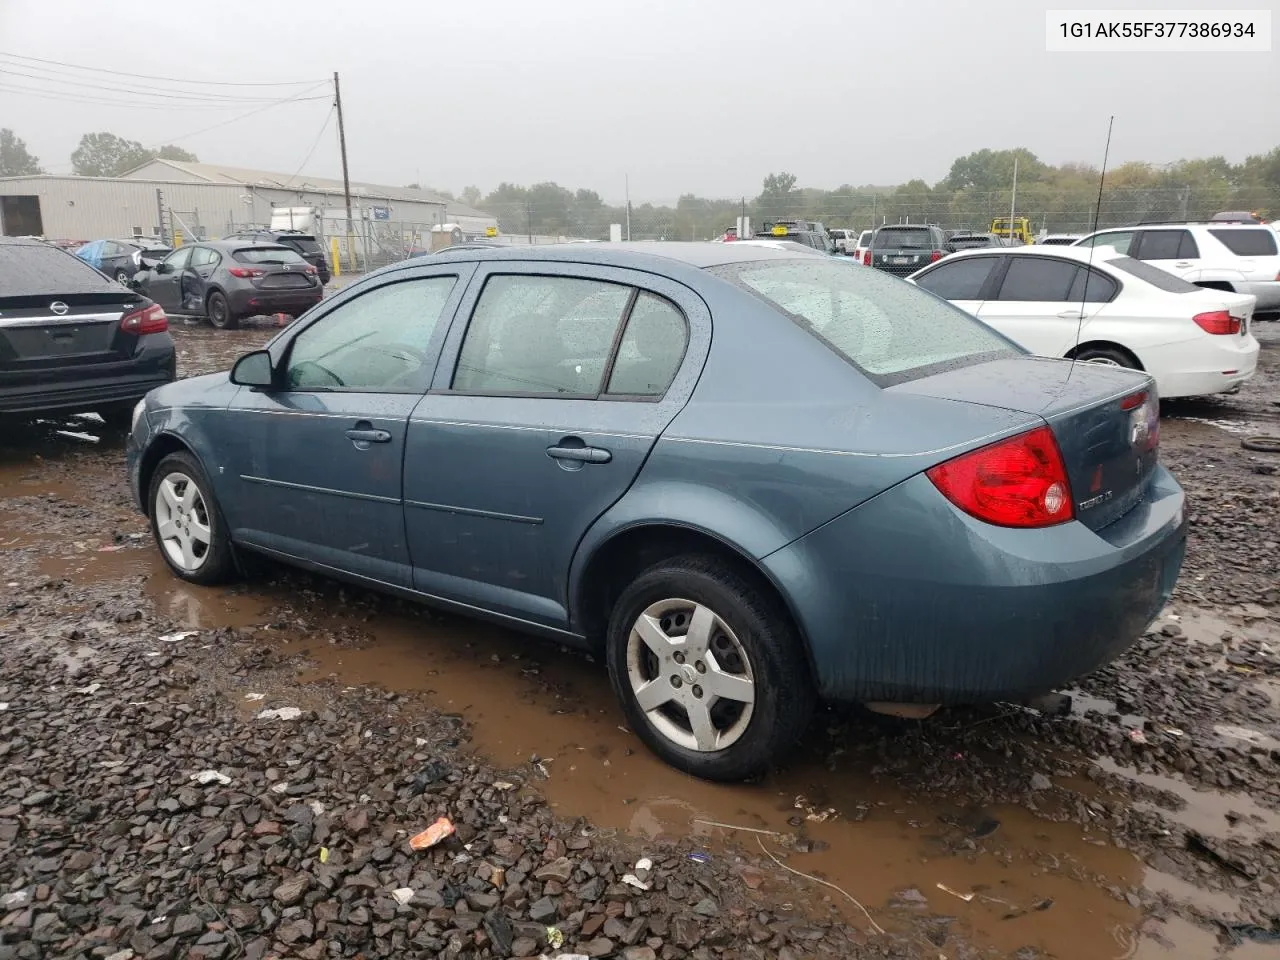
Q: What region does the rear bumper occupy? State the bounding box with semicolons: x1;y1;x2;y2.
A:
763;466;1187;703
1145;334;1260;398
0;335;176;415
227;287;324;317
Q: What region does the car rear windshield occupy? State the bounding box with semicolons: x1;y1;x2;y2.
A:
874;227;933;249
709;258;1018;385
1105;255;1202;293
233;247;307;264
950;236;993;248
1209;228;1278;257
0;242;115;296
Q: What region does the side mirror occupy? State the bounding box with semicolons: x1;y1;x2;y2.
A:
230;350;274;388
155;262;171;274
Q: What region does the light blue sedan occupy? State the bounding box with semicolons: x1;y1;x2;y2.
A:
126;243;1186;780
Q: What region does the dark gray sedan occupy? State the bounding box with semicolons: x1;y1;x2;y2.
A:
126;243;1187;780
132;239;324;330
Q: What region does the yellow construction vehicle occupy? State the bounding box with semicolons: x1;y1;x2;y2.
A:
991;217;1033;245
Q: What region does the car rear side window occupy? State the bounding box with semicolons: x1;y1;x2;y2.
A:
606;292;688;397
711;258;1017;384
995;257;1078;301
914;256;1000;300
1080;231;1134;255
1209;228;1278;256
452;275;633;396
0;242;116;295
1067;266;1117;303
286;276;458;393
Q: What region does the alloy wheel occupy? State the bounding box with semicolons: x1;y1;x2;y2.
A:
153;471;212;572
625;598;756;752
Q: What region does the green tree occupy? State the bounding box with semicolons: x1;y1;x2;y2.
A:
71;132;153;177
460;185;482;207
156;144;199;162
0;128;42;176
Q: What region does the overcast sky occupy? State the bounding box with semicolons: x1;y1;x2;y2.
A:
2;0;1276;203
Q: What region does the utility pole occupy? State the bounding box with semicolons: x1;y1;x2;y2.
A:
333;71;353;223
1008;155;1019;243
625;175;631;241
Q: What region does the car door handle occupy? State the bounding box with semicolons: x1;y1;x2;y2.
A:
1057;309;1086;318
547;443;611;464
345;428;392;443
1174;261;1192;268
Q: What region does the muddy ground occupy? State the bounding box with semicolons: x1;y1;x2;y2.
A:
1;316;1278;960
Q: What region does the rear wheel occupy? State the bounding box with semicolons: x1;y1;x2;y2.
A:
1073;345;1136;368
147;451;236;585
114;269;130;285
207;291;238;330
605;555;813;781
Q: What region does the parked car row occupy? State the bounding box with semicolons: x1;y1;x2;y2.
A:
126;241;1187;781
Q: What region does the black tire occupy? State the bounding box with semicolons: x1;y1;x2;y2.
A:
207;291;239;330
605;554;814;781
146;450;237;585
1073;345;1136;368
114;269;130;285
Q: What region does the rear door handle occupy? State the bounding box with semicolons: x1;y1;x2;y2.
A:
346;428;392;443
547;444;611;464
1174;261;1192;268
1057;309;1084;319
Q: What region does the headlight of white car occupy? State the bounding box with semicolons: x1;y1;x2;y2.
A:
131;399;146;434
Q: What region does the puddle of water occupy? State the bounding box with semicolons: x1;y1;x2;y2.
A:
274;602;1145;960
173;325;276;378
37;546;153;583
145;571;275;631
1142;868;1244;918
1093;757;1280;842
1131;915;1278;959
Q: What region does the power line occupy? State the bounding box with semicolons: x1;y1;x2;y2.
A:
0;81;302;111
137;83;334;150
0;50;325;87
283;105;337;187
0;65;303;103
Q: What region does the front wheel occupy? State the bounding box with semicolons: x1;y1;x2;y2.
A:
605;555;814;781
207;291;239;330
147;451;236;584
115;269;130;285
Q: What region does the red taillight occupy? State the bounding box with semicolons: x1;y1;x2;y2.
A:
1119;390;1147;411
120;303;168;335
931;250;944;262
1193;310;1240;335
926;425;1074;528
228;266;265;278
305;265;317;275
863;250;871;265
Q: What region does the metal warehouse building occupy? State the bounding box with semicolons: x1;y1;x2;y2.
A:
0;158;497;243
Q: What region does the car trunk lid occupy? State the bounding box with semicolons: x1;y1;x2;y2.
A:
892;356;1160;532
0;290;147;373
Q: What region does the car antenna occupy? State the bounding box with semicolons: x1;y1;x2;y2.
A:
1068;115;1115;382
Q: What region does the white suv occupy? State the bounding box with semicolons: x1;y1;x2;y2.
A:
1074;223;1280;317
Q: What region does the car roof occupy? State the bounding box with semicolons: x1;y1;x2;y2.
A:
423;241;815;269
196;239;294;250
0;236;46;247
936;243;1116;263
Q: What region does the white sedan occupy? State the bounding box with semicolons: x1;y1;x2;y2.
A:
907;244;1259;399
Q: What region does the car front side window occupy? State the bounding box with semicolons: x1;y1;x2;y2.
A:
163;247;193;271
285;276;458;393
915;256;1000;300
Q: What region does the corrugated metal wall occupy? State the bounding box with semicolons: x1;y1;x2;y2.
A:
0;176;451;241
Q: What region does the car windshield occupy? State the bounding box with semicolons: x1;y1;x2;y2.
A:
1104;255;1202;293
709;257;1018;384
234;247;307;264
875;227;932;249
